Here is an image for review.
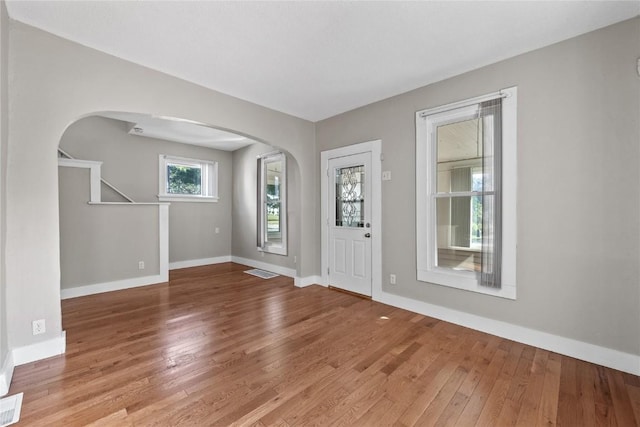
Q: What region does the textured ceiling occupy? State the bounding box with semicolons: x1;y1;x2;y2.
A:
6;1;639;122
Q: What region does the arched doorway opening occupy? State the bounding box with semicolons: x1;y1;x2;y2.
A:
57;112;301;298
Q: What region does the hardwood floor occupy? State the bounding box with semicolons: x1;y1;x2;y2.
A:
9;263;640;426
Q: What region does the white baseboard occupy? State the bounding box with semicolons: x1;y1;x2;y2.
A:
61;257;295;300
171;255;310;285
12;332;66;367
0;350;14;396
231;256;296;278
60;274;165;299
377;290;640;376
169;256;232;270
62;255;235;299
294;275;324;288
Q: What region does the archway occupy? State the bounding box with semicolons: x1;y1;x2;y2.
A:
6;23;316;358
57;112;302;299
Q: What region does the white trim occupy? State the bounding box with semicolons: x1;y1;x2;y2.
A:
158;204;169;282
169;256;232;270
60;274;165;299
231;256;296;278
12;332;66;367
88;202;169;206
417;89;510;118
257;152;288;256
320;140;382;300
157;195;219;203
158;154;218;201
57;158;102;168
294;275;324;288
377;291;640;376
416;86;517;299
58;158;102;203
0;351;14;396
501;87;518;291
62;254;288;299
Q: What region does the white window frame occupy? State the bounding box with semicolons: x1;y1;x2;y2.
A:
257;151;287;256
158;154;218;202
416;86;517;300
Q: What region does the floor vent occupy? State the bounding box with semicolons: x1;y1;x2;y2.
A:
245;269;279;279
0;393;23;427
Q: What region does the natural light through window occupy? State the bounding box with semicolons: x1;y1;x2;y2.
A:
416;87;517;299
257;152;287;255
158;155;218;202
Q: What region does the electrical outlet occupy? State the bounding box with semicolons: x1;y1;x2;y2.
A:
382;171;392;181
215;227;220;234
138;261;145;270
294;256;297;264
389;274;397;285
32;319;45;335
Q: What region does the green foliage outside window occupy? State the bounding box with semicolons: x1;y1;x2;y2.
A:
266;184;280;233
167;164;201;195
471;170;483;246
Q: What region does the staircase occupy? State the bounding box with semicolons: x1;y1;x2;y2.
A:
57;147;135;203
57;146;169;299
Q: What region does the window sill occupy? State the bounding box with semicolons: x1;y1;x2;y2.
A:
417;268;516;300
157;195;219;203
447;246;481;253
257;246;287;256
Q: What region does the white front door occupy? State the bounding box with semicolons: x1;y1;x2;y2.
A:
328;152;372;296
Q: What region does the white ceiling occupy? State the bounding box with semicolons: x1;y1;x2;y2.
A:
6;1;640;122
99;112;257;151
438;118;481;163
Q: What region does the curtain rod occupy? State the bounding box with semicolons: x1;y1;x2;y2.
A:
418;88;512;119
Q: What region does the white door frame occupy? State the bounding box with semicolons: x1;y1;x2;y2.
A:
321;140;382;300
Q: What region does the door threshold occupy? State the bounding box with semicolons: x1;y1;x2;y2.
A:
328;286;372;300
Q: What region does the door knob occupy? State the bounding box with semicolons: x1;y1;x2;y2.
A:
364;233;371;238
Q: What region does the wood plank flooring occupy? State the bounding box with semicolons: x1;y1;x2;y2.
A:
9;263;640;426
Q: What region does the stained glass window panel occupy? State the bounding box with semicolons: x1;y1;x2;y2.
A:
335;165;365;227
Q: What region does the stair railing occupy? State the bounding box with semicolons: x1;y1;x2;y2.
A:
57;147;135;203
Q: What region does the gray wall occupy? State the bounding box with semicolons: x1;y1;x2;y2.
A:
6;5;637;366
6;20;315;351
60;116;232;265
232;143;300;271
316;18;640;356
0;0;9;375
58;167;160;288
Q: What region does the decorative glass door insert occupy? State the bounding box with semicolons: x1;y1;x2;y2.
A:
327;151;372;297
335;165;365;228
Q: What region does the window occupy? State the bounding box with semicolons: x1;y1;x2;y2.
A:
257;152;287;255
335;165;365;227
416;87;517;299
158;155;218;202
